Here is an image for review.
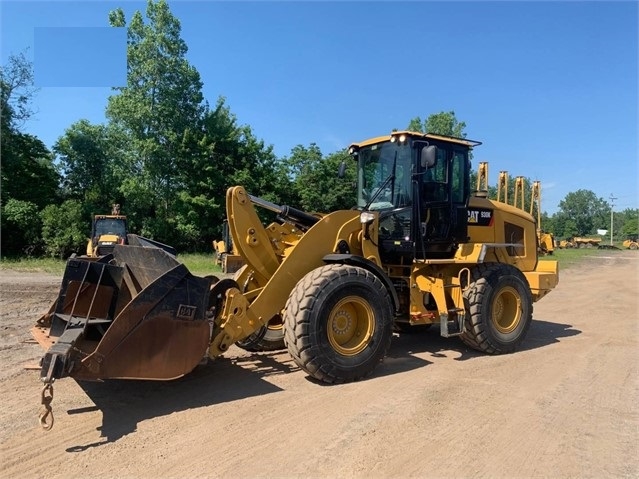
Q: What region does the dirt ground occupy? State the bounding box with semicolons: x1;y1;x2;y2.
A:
0;253;637;479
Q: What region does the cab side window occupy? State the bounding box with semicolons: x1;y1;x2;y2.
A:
423;148;449;202
450;151;467;204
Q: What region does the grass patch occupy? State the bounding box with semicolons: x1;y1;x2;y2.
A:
178;253;222;276
0;252;222;277
0;257;67;275
540;247;623;269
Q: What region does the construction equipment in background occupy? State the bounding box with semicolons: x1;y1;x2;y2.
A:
557;238;573;248
213;219;245;273
622;235;638;250
86;204;176;258
558;236;602;249
86;204;129;257
31;131;559;429
529;181;554;255
574;237;601;248
477;164;554;255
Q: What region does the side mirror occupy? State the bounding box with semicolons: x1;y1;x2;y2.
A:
421;145;437;168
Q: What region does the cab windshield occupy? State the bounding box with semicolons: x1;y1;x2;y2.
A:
94;219;127;237
356;140;413;210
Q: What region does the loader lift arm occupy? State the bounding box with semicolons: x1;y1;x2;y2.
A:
207;186;366;356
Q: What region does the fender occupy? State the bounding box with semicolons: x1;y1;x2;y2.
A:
322;253;400;314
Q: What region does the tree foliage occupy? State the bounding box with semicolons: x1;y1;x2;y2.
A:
619;208;638;238
1;199;42;256
172;97;286;250
555;189;609;237
106;0;207;246
1;52;60;257
1;132;59;208
283;145;356;213
0;50;37;130
408;110;467;138
40;200;86;258
54;120;130;216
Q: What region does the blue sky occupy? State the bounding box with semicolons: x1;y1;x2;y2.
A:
1;0;637;214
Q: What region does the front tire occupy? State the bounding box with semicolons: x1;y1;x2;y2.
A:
233;266;286;352
284;264;393;384
236;315;286;352
461;263;533;354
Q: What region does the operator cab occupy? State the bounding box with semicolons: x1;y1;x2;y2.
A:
349;131;481;263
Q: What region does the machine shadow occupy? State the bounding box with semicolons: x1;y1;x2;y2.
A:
520;319;582;351
65;319;579;450
65;351;297;451
380;317;582;369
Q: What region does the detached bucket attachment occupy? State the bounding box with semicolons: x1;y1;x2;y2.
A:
33;245;211;382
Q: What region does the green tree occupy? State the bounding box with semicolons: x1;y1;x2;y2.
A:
408;111;474;165
54;120;131;216
620;208;638;237
106;0;206;245
0;50;37;131
1;52;59;209
283;145;356;213
40;200;86;258
1;132;59;208
407;110;467;138
557;189;609;236
1;199;42;256
171;97;286;251
1;51;60;257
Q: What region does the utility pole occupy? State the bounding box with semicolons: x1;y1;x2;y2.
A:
609;194;617;246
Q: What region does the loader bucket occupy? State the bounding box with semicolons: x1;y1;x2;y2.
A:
32;245;211;382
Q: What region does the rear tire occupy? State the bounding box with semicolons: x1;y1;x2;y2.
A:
284;264;393;384
461;263;533;354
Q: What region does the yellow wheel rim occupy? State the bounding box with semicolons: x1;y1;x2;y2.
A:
267;316;283;332
327;296;375;356
491;286;522;334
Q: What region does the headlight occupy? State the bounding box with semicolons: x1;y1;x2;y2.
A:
360;211;375;224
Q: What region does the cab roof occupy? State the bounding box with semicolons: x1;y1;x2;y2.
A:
349;131;482;149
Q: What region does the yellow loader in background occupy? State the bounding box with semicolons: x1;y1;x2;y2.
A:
86;204;176;258
213;219;245;274
31;131;558;429
623;235;638;250
86;204;129;257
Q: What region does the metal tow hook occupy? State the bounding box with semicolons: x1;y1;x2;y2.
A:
39;382;54;430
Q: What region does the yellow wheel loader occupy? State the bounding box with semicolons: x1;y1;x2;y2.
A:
213;219;245;274
86;205;129;257
86;205;176;259
623;235;638;250
31;131;558;427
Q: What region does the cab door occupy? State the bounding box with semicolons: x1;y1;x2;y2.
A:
416;146;469;258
